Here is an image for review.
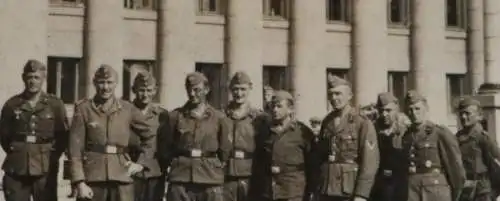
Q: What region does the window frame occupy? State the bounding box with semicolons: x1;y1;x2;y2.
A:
263;0;289;20
47;57;84;105
49;0;84;7
446;0;467;29
387;0;410;26
446;74;468;113
195;62;229;109
122;60;158;102
326;0;351;23
123;0;157;10
387;71;409;109
198;0;225;15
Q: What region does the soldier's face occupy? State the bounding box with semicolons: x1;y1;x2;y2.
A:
459;105;480;127
406;101;428;124
271;100;292;121
264;89;274;102
378;102;399;126
186;83;209;104
328;85;352;110
94;76;117;100
134;85;157;104
230;84;251;104
23;71;45;94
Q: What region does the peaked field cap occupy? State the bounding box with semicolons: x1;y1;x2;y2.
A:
272;90;294;102
23;59;46;73
457;97;481;110
327;75;351;88
230;71;252;86
133;71;156;87
376;92;398;107
94;64;118;79
185;72;208;86
405;90;426;105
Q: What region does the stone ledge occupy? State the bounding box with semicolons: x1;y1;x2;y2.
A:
196;15;225;25
49;6;84;17
124;10;157;21
263;20;289;29
325;22;351;33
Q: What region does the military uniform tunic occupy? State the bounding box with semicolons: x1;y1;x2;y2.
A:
403;121;465;201
164;104;231;201
68;98;151;201
315;107;379;201
0;92;68;201
256;120;315;201
223;106;268;201
456;123;500;201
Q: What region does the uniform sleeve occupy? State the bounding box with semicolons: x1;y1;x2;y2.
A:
52;99;69;157
68;104;86;183
0;103;12;152
354;118;379;198
478;132;500;188
438;126;466;201
218;115;232;163
157;111;175;170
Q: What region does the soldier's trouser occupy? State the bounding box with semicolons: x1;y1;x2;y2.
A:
2;173;54;201
76;181;134;201
134;176;165;201
167;182;223;201
369;174;408;201
223;177;250;201
408;173;451;201
317;195;350;201
261;198;303;201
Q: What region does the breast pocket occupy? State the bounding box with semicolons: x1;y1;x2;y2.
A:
37;111;55;135
416;141;439;163
420;175;451;201
338;134;358;152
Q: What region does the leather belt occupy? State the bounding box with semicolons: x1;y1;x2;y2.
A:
11;135;53;144
408;167;442;175
177;149;218;158
466;172;488;180
87;144;128;154
230;150;253;159
270;164;305;175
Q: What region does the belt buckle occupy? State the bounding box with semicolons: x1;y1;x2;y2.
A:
234;151;245;159
105;145;118;154
26;136;37;143
328;154;336;162
409;166;416;173
271;166;281;174
383;169;393;177
191;149;202;157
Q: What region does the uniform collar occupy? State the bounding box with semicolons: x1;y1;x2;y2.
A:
17;92;50;112
181;102;213;119
225;102;257;120
91;96;122;114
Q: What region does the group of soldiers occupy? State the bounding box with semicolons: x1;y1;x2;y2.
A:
1;59;500;201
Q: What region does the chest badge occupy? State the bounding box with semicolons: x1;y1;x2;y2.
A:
88;121;99;128
13;110;21;120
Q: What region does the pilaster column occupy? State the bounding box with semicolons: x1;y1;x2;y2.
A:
467;0;485;93
479;0;500;93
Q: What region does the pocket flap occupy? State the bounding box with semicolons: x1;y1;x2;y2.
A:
421;175;448;186
417;142;437;149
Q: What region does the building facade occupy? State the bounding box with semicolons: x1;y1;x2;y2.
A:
0;0;497;131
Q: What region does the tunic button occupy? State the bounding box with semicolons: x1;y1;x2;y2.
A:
425;160;432;168
433;180;439;184
424;143;430;148
410;161;415;166
410;154;415;158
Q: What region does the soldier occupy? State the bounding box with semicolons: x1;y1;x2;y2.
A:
162;72;231;201
309;116;322;137
68;65;151;201
315;76;379;201
369;92;410;201
455;97;500;201
263;85;274;114
255;90;316;201
402;90;465;201
129;72;169;201
223;71;268;201
0;59;68;201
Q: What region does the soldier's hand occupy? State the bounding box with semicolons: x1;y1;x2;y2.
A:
353;197;367;201
77;182;93;199
126;162;144;175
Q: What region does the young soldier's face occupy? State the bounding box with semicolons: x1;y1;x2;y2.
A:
378;102;399;126
328;85;352;111
134;85;157;105
406;101;428;124
230;84;251;104
23;71;45;94
94;76;117;100
186;83;209;104
264;89;274;102
271;100;292;121
459;105;480;127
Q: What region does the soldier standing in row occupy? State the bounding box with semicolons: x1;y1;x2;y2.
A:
223;72;268;201
68;65;150;201
256;90;316;201
402;90;465;201
455;97;500;201
163;72;231;201
315;76;379;201
263;85;274;114
129;72;169;201
369;92;409;201
0;59;68;201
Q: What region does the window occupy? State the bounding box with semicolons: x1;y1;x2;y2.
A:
447;74;467;112
263;66;290;92
124;0;157;10
199;0;224;15
49;0;84;6
326;0;350;22
388;0;409;25
196;63;229;109
388;72;409;108
263;0;288;19
47;57;84;104
326;68;350;111
446;0;466;28
123;60;158;102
